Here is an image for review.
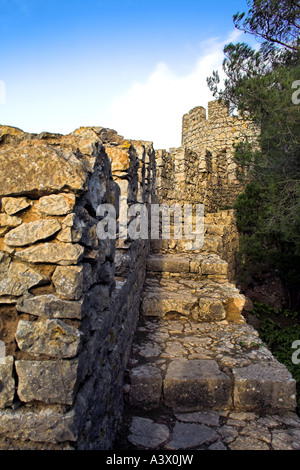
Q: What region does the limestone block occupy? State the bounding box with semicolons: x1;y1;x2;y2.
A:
56;213;82;243
164;359;232;411
0;408;77;444
202;236;222;253
52;265;86;300
4;219;61;246
0;357;15;409
0;144;88;198
14;242;84;265
198;297;226;321
36;194;76;216
146;254;190;273
0;214;22;236
15;359;79;404
224;294;246;323
200;257;228;276
0;255;47;297
16;294;84;319
71;207;100;249
233;362;297;413
107;147;131;174
129;365;163;409
189;259;201;273
96;261;115;287
142;291;199;318
1;197;30;215
15;319;82;358
205;224;226;236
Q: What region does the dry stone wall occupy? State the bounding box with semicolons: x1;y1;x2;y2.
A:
0;125;154;449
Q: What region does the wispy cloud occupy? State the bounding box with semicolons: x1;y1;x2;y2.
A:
107;29;243;150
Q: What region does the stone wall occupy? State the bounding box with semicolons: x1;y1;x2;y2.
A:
151;100;259;278
0;125;154;449
181;100;259;211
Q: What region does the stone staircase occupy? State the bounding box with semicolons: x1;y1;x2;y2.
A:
143;253;245;323
115;214;300;450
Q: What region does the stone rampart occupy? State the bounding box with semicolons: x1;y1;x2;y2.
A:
181;100;259;210
0;125;154;449
0;101;261;449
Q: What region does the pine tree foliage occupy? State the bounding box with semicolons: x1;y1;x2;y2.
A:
207;0;300;309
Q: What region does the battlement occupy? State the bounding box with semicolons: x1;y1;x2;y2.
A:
182;100;258;153
182;100;231;127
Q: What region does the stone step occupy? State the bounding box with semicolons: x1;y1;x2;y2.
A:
126;318;297;415
163;358;232;411
146;253;228;280
151;234;223;254
129;358;296;414
141;277;246;323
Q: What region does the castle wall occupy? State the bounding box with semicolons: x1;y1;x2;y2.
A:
151;101;259;279
0;125;154;449
0;101;260;449
181;101;259;211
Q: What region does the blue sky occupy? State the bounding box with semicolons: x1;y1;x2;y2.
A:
0;0;256;149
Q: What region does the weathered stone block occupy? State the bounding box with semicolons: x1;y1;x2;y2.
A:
129;365;162;409
14;242;84;265
0;357;15;409
233;362;297;413
0;214;22;236
200;257;228;276
147;254;190;273
15;359;79;404
0;255;47;297
15;319;82;358
35;194;75;216
202;237;221;253
16;294;83;319
4;219;61;246
56;213;82;243
189;255;203;273
142;291;198;318
1;197;30;215
164;358;232;411
0;142;88;198
198;297;226;321
205;224;226;236
224;294;246;323
0;408;77;443
52;265;86;300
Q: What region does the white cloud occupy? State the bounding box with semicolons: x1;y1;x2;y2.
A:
107;29;243;150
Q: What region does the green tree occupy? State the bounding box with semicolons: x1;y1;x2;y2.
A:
207;0;300;310
233;0;300;51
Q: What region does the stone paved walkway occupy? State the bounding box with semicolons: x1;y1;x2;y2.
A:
115;316;300;451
